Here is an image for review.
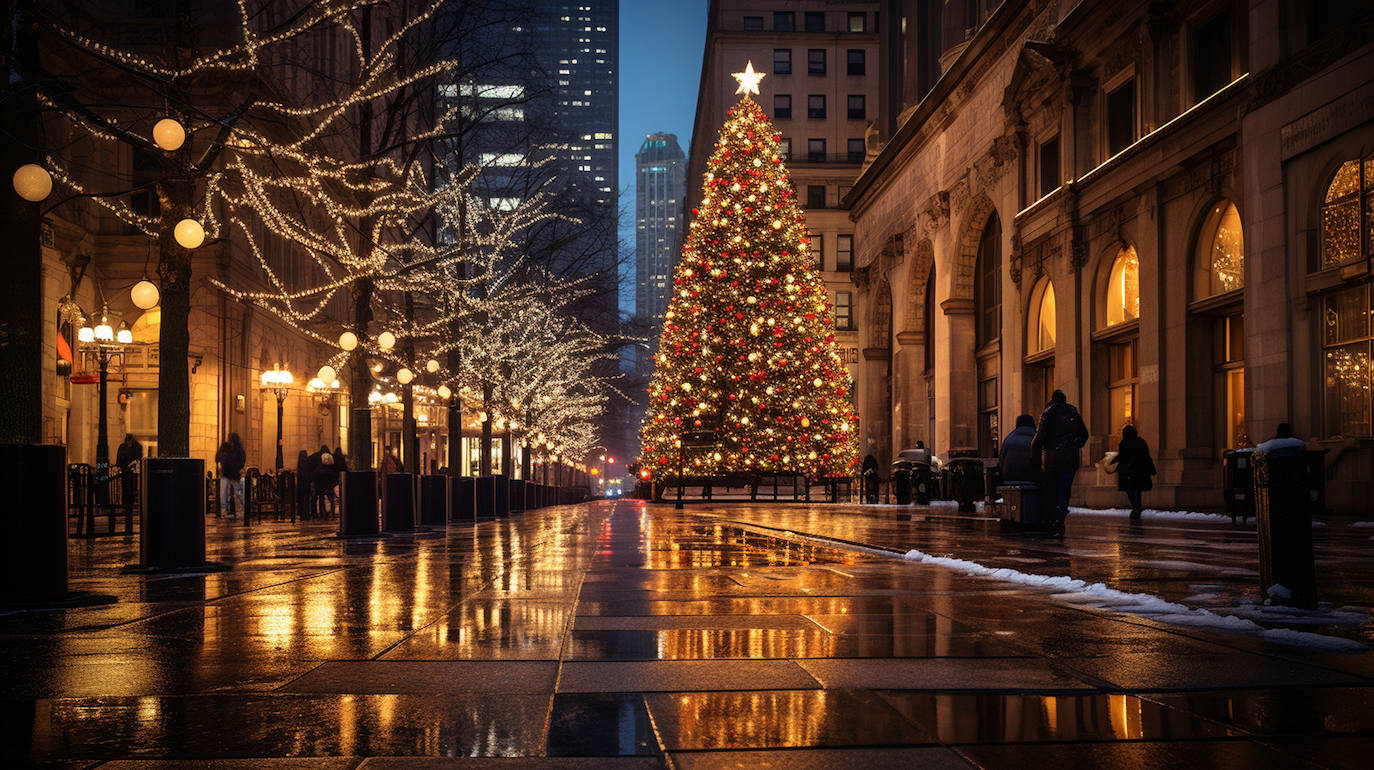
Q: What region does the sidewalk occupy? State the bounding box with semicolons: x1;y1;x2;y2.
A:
2;501;1372;767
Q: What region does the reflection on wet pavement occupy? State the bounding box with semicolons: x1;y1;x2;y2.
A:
1;499;1371;766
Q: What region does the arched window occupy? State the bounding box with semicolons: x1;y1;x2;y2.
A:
1320;155;1373;268
1196;201;1244;297
975;214;1001;346
1320;157;1374;438
1027;279;1056;354
1025;278;1056;412
1105;245;1140;327
922;269;935;373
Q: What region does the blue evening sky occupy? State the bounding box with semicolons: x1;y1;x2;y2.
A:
617;0;708;317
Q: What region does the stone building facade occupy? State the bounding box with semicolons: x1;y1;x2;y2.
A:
846;0;1374;512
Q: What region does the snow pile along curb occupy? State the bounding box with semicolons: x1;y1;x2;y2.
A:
901;548;1368;652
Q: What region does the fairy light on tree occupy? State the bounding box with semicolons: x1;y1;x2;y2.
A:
639;62;860;479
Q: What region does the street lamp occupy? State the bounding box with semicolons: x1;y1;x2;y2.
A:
76;306;134;469
259;363;294;470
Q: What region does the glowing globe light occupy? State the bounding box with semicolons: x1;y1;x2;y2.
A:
396;367;414;385
130;279;160;310
377;331;396;351
152;118;186;151
12;164;52;202
317;365;336;383
437;384;452;400
425;358;440;373
338;331;358;351
174;219;205;249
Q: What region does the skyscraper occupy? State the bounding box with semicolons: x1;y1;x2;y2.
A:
634;133;687;329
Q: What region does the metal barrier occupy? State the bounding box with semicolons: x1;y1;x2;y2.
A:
245;468;297;525
66;463;136;537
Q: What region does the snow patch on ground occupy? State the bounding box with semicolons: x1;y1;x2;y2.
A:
1350;520;1374;528
1068;506;1236;523
900;548;1368;652
1139;560;1260;577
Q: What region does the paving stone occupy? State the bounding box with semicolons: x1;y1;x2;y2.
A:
557;660;820;693
283;661;558;694
668;746;971;769
796;658;1095;691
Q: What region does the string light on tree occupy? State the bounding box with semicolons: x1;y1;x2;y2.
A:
639;65;859;478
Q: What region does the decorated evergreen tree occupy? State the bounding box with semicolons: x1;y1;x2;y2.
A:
640;63;860;479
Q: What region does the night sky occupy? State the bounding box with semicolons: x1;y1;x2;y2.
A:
617;0;708;317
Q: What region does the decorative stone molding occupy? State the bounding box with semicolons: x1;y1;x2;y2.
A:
862;346;892;361
1009;230;1023;285
940;297;975;316
920;192;950;236
895;331;923;346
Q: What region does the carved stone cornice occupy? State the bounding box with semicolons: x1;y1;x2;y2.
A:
940;297;975;316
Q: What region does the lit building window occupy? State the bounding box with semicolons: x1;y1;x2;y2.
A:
1105;245;1140;327
1320;155;1374;268
1196;200;1244;297
1027;279;1056;355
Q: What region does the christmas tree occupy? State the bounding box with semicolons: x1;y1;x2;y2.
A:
640;62;860;479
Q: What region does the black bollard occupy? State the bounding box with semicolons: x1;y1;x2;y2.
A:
1254;450;1320;608
383;473;416;532
419;475;447;526
526;481;537;510
0;444;68;603
493;476;510;517
454;476;476;522
339;470;380;537
131;457;227;572
475;476;496;519
510;479;525;512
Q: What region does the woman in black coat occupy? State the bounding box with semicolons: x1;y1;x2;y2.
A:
1112;425;1157;520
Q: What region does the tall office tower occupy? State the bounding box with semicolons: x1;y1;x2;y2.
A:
689;1;884;441
634;133;687;331
434;0;624;461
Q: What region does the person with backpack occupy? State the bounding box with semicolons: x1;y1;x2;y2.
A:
215;433;247;518
1029;390;1089;535
311;445;338;517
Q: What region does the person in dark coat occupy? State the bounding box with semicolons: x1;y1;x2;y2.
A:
215;433;247;518
1029;390;1090;534
1110;425;1156;520
333;447;348;473
115;434;143;470
311;445;338;517
998;414;1038;484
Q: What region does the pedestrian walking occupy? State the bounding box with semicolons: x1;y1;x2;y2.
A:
1029;390;1089;536
115;433;143;514
333;446;348;473
115;433;143;470
380;449;399;477
215;433;247;518
1108;425;1156;520
998;414;1038;484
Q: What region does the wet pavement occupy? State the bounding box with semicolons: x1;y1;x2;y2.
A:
0;500;1371;767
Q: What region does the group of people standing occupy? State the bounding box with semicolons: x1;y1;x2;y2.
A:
999;389;1157;535
211;434;349;519
297;445;348;518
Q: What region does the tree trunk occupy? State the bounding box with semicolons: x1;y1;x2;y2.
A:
155;175;194;458
446;347;462;474
348;277;374;469
479;381;492;476
402;293;417;471
0;46;44;447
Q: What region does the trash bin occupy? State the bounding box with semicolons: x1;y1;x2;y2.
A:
475;476;496;519
0;444;69;603
452;476;476;522
137;457;215;570
1222;448;1256;524
340;470;379;536
419;475;447;526
891;460;913;505
1253;449;1323;608
945;450;982;513
983;465;1002;504
382;472;415;532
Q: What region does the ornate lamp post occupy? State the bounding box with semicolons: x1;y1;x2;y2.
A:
76;307;134;469
259;364;294;470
